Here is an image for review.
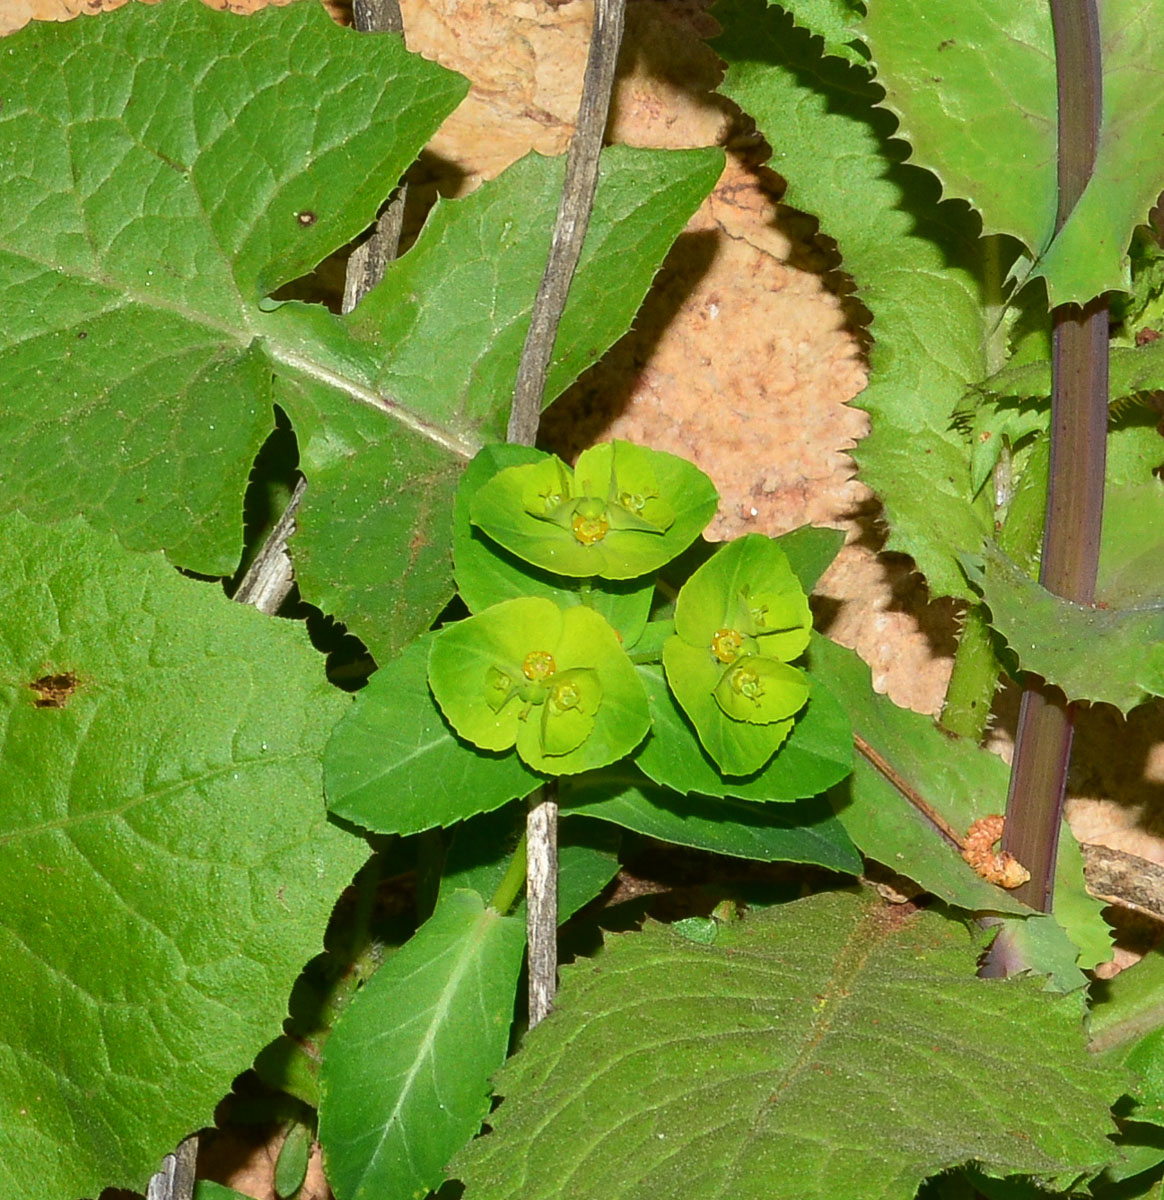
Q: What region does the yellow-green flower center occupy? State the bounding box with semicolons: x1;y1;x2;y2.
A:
728;665;764;702
619;490;646;513
522;650;557;681
710;628;744;664
549;679;582;712
572;510;610;545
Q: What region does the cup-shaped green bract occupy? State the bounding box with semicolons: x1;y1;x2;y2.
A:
469;440;718;580
428;596;650;775
662;535;812;776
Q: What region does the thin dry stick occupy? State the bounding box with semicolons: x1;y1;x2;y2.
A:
508;0;626;1027
145;1136;198;1200
343;0;408;314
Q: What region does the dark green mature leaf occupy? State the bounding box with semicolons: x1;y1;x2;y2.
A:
0;514;364;1200
441;807;621;924
979;544;1164;713
863;0;1164;304
715;0;994;601
0;1;723;660
560;766;862;874
453;891;1124;1199
776;0;866;64
318;890;526;1200
324;633;540;837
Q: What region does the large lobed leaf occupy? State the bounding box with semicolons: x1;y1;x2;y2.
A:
0;0;723;660
453;890;1124;1199
0;514;365;1200
863;0;1164;305
715;0;994;601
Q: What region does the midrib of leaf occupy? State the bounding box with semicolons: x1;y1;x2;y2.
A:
25;249;482;461
0;752;301;846
353;902;506;1187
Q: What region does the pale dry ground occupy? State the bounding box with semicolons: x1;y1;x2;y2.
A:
7;0;1164;1196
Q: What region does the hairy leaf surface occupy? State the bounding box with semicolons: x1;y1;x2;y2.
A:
453;890;1123;1199
0;514;363;1200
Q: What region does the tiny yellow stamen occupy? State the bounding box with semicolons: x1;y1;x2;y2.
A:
710;628;744;664
729;666;763;702
572;511;610;545
522;651;556;682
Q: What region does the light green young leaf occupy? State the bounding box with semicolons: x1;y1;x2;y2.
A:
663;535;812;774
634;662;851;802
0;0;723;660
0;514;365;1200
324;634;540;836
318;889;526;1200
715;0;995;602
979;543;1164;714
453;444;653;646
470;441;718;581
560;767;862;875
453;891;1124;1199
862;0;1164;305
429;597;650;774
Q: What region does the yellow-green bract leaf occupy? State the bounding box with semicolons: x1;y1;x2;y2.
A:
862;0;1164;305
0;514;365;1200
324;633;540;836
428;598;649;774
453;444;654;646
470;442;718;580
662;536;812;775
453;891;1125;1200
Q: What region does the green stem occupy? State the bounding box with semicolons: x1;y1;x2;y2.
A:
488;831;529;915
997;0;1108;917
938;605;997;740
938;233;1011;742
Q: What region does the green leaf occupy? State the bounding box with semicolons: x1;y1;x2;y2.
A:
0;0;464;578
453;444;653;646
0;513;364;1200
862;0;1164;305
195;1185;253;1200
633;663;852;802
325;634;540;836
318;889;526;1200
275;1121;312;1200
811;634;1027;913
1091;950;1164;1126
560;766;863;875
979;339;1164;409
453;891;1124;1199
0;0;723;660
980;543;1164;714
774;0;867;64
715;0;995;601
429;598;650;773
470;442;719;581
774;524;847;594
